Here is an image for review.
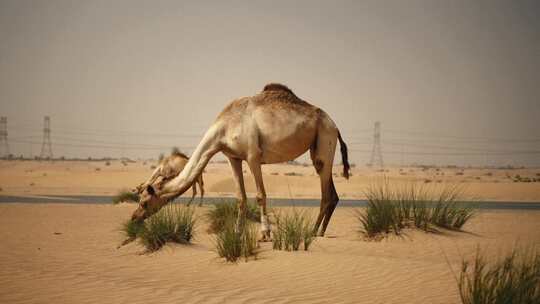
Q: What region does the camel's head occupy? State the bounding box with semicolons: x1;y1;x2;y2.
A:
131;185;166;222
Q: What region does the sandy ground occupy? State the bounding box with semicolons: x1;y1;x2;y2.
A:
1;160;540;201
0;203;539;304
1;160;539;303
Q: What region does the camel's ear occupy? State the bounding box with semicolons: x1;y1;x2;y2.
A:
146;185;156;196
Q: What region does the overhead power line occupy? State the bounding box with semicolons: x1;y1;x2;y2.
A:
384;129;540;143
11;139;196;151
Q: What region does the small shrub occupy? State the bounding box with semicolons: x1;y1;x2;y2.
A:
121;219;145;239
458;248;540;304
207;200;260;234
356;180;474;238
112;190;139;204
95;167;101;171
215;219;258;262
105;161;111;166
272;209;316;251
138;204;196;252
356;182;408;237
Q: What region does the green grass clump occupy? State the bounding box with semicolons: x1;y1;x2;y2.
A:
207;200;260;234
138;204;196;252
459;248;540;304
272;209;316;251
112;189;140;204
357;180;474;238
215;215;258;262
121;219;145;239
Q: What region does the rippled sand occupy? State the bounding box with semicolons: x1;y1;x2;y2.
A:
0;203;539;304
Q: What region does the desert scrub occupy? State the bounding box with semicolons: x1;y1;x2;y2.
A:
458;247;540;304
138;204;196;252
112;189;139;204
215;216;258;262
356;180;474;238
272;209;316;251
207;200;260;233
121;219;145;239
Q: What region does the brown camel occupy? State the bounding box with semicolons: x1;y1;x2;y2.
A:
135;150;204;206
132;83;350;238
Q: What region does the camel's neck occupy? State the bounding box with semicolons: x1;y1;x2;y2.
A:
159;123;222;199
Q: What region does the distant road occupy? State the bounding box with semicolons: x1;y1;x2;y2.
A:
1;195;540;210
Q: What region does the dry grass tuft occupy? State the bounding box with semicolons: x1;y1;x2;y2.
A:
356;180;474;238
272;209;316;251
459;247;540;304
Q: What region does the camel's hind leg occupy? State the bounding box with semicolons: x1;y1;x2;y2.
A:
310;128;338;237
320;178;339;235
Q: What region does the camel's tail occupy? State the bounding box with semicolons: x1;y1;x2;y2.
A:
337;131;350;179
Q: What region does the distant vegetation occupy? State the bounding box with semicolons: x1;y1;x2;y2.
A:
458;247;540;304
272;209;316;251
356;181;474;238
513;174;540;183
112;189;139;204
284;172;303;176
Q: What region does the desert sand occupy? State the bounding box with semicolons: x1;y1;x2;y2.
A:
0;160;539;303
0;203;539;304
0;160;539;201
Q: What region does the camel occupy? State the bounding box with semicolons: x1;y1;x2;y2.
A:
131;83;350;239
134;149;204;206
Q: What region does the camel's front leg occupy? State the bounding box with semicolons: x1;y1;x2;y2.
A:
247;159;271;241
228;157;247;232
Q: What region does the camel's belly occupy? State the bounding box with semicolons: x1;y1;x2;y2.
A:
258;120;317;164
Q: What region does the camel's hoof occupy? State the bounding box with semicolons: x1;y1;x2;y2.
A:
258;231;272;242
258;236;272;242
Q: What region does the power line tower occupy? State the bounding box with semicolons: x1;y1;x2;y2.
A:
368;121;384;168
0;117;9;158
40;116;53;159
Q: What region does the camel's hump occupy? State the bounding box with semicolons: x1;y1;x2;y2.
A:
262;83;296;96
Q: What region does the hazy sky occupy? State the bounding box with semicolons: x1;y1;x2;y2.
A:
1;0;539;166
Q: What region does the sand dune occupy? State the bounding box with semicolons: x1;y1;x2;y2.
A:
0;203;538;304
